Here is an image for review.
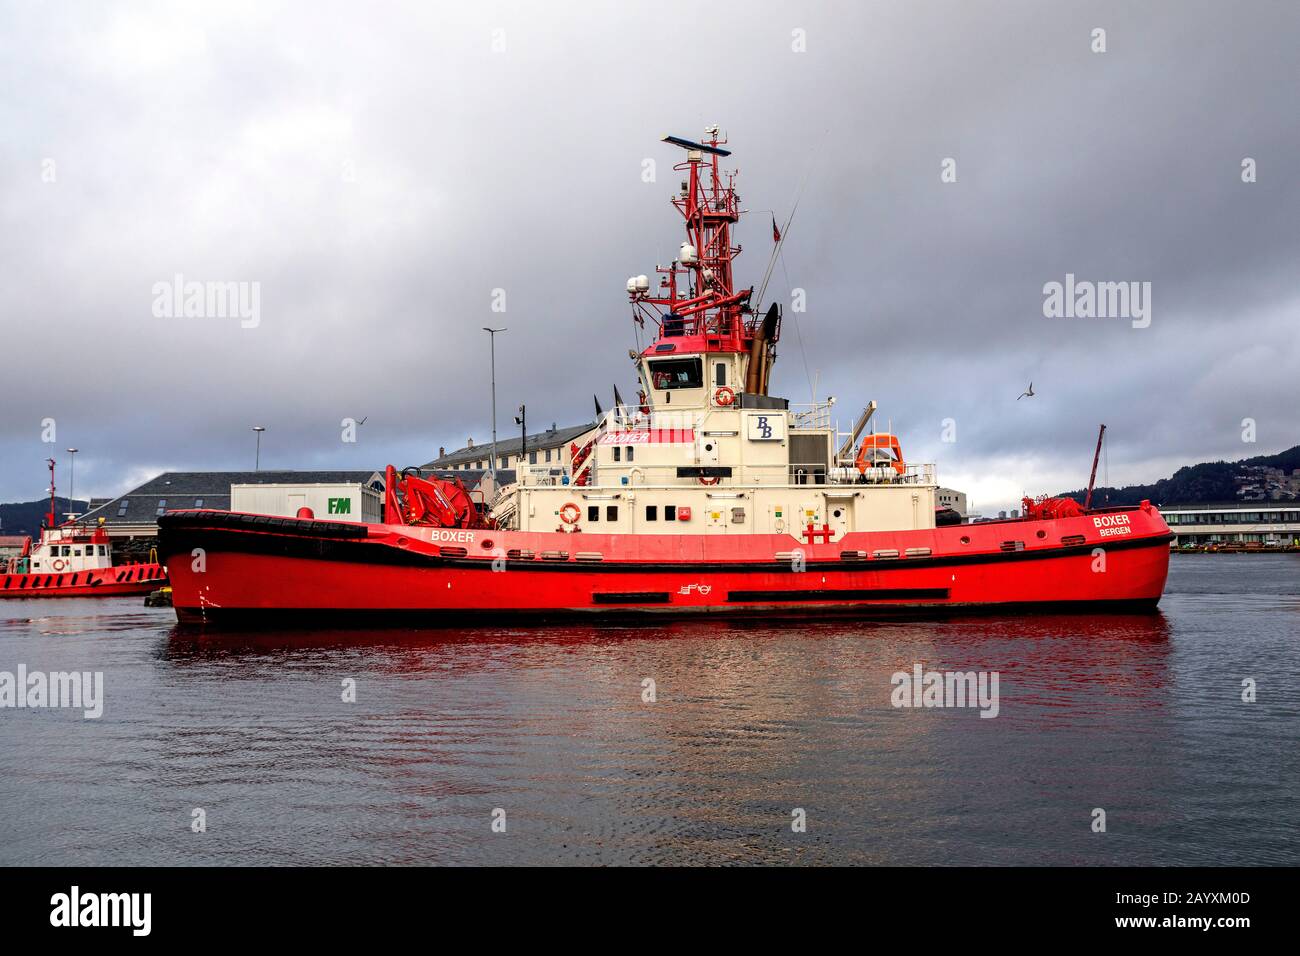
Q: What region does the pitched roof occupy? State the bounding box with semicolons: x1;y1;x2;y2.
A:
426;422;595;467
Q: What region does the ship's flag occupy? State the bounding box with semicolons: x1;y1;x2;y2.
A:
772;214;781;243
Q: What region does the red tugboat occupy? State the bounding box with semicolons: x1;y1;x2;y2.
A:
158;129;1172;624
1;461;168;599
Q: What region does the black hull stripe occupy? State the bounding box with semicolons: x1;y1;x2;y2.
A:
174;596;1164;628
159;525;1174;575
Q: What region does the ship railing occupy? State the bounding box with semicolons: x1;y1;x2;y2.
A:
788;401;836;431
597;402;838;435
597;404;703;436
792;461;936;486
521;466;570;487
523;459;936;489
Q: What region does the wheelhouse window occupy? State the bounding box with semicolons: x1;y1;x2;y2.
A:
606;505;618;521
665;505;677;521
613;447;621;462
648;357;703;391
587;505;600;522
715;362;727;387
626;447;634;462
646;505;658;521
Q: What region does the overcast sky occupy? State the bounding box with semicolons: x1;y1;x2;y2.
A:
2;0;1296;513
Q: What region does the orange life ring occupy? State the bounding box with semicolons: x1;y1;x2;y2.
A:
559;502;581;525
51;558;67;572
699;475;719;486
714;386;735;406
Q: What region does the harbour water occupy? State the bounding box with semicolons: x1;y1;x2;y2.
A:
2;556;1297;866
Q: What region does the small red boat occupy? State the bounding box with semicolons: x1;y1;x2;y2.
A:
158;128;1171;624
1;460;168;599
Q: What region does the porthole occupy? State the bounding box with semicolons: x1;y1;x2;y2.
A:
960;535;970;545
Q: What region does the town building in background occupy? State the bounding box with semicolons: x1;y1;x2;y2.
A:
1162;503;1300;548
425;422;597;473
1159;504;1300;548
936;487;968;517
79;471;385;544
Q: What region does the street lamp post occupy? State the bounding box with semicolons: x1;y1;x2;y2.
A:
482;327;506;483
67;448;78;519
252;426;266;471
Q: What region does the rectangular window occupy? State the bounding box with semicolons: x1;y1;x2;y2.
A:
626;447;634;462
545;449;552;462
587;505;600;522
194;498;204;508
715;362;726;386
62;546;71;556
529;451;537;464
74;549;82;557
646;505;658;521
98;546;107;556
156;499;167;516
606;505;618;521
117;500;129;517
613;447;621;462
648;357;703;390
665;505;676;521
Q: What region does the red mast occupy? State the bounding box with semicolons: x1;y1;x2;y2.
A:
1084;424;1107;510
628;128;778;366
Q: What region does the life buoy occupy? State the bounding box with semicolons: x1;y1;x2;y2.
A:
714;386;735;406
699;475;719;486
51;558;66;572
559;502;581;525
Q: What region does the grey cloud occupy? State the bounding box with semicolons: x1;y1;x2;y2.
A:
1;0;1296;512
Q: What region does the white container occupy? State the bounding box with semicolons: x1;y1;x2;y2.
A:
229;483;382;523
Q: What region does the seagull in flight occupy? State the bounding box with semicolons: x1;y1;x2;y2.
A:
1017;383;1035;401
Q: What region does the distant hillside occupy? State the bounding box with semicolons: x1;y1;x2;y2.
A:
0;497;89;538
1057;445;1300;507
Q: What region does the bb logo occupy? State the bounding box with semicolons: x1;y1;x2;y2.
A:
756;416;772;439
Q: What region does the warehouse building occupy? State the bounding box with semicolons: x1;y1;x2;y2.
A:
1162;503;1300;548
79;471;386;541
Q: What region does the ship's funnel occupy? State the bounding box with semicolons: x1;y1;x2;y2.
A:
746;303;782;395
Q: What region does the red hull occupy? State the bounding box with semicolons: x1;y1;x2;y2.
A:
158;505;1172;624
0;563;168;599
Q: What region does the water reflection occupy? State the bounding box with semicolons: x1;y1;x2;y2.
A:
16;583;1296;866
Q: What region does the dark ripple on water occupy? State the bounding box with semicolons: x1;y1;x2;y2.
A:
1;555;1298;865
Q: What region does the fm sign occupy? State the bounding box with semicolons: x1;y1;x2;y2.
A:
747;414;785;441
